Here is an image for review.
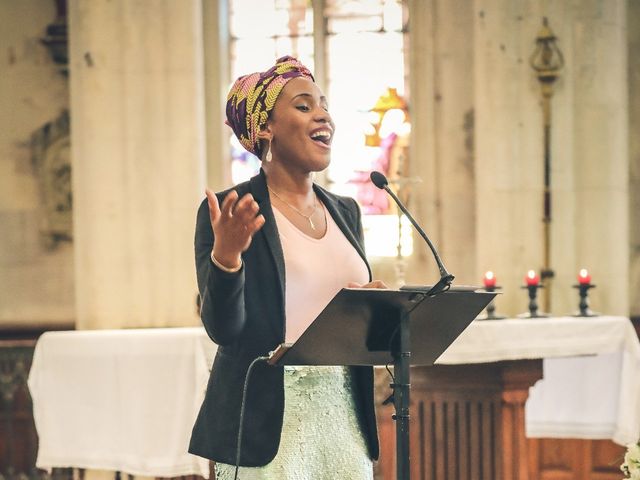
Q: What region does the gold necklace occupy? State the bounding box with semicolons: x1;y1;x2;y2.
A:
268;186;319;230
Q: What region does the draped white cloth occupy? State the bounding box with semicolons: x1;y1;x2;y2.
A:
436;316;640;446
28;316;640;477
28;327;214;478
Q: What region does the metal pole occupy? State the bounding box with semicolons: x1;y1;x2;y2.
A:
530;18;563;314
393;310;411;479
542;94;552;313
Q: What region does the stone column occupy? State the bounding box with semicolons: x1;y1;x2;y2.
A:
406;0;477;286
68;0;206;329
474;0;545;315
428;0;477;285
203;0;231;191
568;1;629;316
406;0;436;285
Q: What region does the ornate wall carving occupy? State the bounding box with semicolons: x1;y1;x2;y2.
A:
30;110;72;250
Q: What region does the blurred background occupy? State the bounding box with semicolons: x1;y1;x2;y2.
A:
0;0;639;478
2;0;639;333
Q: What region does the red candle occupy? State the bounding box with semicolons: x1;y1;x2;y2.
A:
483;271;496;288
525;270;539;286
578;268;591;285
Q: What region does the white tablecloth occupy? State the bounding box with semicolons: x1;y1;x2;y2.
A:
28;327;213;478
436;316;640;446
28;316;640;477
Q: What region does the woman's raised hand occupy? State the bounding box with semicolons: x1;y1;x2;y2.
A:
206;189;266;269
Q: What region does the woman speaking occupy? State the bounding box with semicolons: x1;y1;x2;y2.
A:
189;56;385;479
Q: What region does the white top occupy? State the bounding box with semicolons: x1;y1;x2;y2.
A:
273;204;369;343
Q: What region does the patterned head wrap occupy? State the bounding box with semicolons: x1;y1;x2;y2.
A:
226;56;315;159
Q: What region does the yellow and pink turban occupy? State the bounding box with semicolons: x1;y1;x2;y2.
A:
226;56;314;159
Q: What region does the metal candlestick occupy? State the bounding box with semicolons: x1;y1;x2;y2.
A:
518;284;550;318
572;283;599;317
478;285;506;320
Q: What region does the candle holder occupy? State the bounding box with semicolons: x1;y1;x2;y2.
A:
572;282;599;317
518;283;550;318
478;285;506;320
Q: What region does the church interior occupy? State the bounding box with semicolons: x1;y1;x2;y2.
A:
1;0;639;479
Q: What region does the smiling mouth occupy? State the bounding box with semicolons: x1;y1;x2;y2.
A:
310;130;332;148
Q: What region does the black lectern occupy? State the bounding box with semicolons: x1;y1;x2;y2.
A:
268;286;495;480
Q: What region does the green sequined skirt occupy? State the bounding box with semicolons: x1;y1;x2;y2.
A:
214;366;373;480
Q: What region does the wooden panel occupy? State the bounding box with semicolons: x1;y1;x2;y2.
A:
591;439;626;475
375;361;542;480
423;395;501;480
375;362;627;480
0;329;73;479
527;438;626;480
631;316;640;338
528;438;577;480
0;342;38;477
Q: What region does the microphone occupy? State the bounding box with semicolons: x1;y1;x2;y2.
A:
370;171;455;295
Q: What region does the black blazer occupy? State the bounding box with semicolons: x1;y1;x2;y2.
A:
188;169;380;467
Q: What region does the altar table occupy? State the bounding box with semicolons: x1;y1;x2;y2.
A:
27;316;640;478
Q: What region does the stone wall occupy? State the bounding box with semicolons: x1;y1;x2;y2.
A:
408;0;631;317
0;0;73;328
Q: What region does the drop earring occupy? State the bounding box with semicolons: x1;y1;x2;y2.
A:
265;142;272;163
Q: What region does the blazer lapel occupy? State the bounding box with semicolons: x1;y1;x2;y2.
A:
249;170;286;307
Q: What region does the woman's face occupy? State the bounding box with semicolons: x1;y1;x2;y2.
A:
266;77;335;174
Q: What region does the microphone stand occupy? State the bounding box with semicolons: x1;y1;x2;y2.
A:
393;309;411;480
378;180;455;296
370;171;455;479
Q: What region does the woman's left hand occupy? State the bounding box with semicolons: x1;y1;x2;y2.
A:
347;280;388;289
